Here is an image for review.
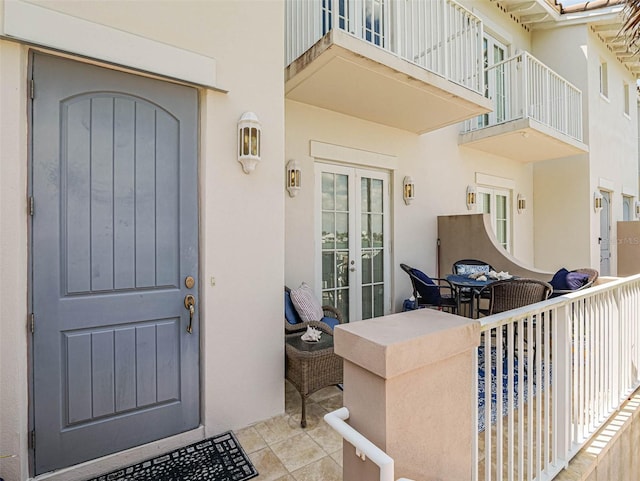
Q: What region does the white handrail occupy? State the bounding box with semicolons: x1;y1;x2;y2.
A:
324;407;414;481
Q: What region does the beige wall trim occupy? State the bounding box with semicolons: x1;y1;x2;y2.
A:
598;177;615;191
622;185;637;196
2;0;222;90
310;140;397;169
475;172;515;190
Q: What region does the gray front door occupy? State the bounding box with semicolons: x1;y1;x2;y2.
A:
30;53;199;474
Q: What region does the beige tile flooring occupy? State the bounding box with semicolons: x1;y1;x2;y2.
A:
235;381;344;481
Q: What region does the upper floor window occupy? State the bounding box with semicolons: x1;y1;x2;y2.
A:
623;82;630;116
599;61;608;98
477;186;511;252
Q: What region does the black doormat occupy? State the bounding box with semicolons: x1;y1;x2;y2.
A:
86;431;258;481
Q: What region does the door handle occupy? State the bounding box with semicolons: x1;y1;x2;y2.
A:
184;294;196;334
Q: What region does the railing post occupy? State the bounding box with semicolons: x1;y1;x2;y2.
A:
334;309;481;481
522;52;529;119
553;303;573;468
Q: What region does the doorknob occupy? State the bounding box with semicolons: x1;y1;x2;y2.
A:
349;260;356;272
184;294;196;334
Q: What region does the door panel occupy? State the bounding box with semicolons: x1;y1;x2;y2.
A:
31;53;199;474
317;164;390;322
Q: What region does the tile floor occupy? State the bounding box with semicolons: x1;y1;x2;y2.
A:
235;381;344;481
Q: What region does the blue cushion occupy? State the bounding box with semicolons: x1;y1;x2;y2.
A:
566;272;590;290
285;291;302;325
321;316;340;330
410;268;441;305
550;268;570;291
455;264;490;276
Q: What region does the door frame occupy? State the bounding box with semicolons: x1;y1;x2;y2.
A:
314;162;391;322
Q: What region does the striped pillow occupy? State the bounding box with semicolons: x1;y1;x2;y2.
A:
290;283;324;322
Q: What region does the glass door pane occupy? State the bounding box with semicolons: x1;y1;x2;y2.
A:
321;172;350;319
360;177;385;320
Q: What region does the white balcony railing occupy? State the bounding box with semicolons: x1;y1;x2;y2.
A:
475;275;640;481
285;0;484;94
464;52;583;141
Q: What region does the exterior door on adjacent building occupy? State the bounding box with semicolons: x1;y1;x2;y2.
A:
316;164;390;322
30;53;200;474
599;190;611;276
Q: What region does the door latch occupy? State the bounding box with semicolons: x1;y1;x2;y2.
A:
184;294;196;333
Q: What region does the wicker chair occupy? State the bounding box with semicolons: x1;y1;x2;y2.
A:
480;278;552;362
481;278;552;315
284;286;344;427
549;268;599;298
452;259;495;316
284;286;345;334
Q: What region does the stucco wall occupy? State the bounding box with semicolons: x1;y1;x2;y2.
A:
0;1;285;480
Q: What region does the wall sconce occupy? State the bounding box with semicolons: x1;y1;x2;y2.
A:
594;191;603;212
466;185;477;210
286;159;301;197
237;112;261;174
517;194;526;214
635;201;640;218
403;176;415;205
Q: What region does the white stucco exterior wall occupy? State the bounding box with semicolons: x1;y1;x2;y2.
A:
0;2;285;480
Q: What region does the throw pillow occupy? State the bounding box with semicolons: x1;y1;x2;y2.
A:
284;291;303;325
566;272;590;290
410;268;442;305
290;282;324;322
550;268;570;291
456;264;490;276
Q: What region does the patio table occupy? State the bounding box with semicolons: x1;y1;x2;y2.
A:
446;274;497;318
285;331;343;427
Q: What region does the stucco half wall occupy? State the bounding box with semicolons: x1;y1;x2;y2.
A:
438;214;552;280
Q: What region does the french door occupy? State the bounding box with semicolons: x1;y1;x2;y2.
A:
481;34;508;127
316;164;390;322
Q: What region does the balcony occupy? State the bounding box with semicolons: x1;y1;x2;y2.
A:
285;0;492;134
460;52;589;162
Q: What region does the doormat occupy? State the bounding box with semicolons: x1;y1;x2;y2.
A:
85;431;258;481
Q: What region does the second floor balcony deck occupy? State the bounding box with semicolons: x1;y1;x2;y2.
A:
460;52;589;162
285;0;492;134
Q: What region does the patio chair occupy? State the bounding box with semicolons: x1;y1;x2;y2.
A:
452;259;495;316
549;268;598;298
284;285;345;333
480;278;552;362
400;263;458;314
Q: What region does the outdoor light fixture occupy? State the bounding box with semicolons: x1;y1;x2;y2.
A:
286;159;301;197
237;112;261;174
517;194;526;214
594;191;603;212
403;176;415;205
466;185;477;210
635;201;640;218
